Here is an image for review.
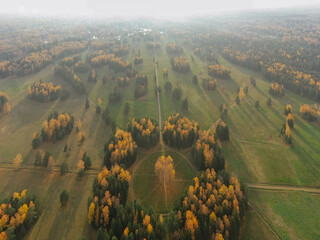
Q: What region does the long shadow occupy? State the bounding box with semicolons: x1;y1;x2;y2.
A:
47;175;91;240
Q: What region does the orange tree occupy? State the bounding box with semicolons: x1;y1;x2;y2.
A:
162;113;199;148
191;130;225;171
127;118;159;148
0;189;39;239
41;111;74;143
103;129;138;168
28;80;61;102
168;169;247;240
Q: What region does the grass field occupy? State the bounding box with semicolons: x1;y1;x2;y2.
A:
133;150;195;213
0;34;319;239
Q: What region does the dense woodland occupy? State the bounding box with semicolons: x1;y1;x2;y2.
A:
0;190;39;239
40;112;74;143
163;114;199;148
127;118;159;148
104;129;138;168
28;80;61;102
1;11;320;240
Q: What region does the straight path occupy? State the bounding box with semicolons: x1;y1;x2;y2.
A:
153;34;163;146
247;183;320;194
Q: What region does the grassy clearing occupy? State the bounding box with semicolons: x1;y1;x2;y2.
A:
248;189;320;240
133;150;195;213
215;54;320;186
240;209;277;240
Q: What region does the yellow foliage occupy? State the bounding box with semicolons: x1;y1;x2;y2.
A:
147;223;153;234
88;202;95;224
155;155;175;184
123;227;129;236
13;154;23;169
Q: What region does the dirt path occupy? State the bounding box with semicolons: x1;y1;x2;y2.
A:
247;183;320;194
153;34;163;147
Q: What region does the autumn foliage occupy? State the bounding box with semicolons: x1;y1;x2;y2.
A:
127;118;159;148
284;104;293;116
54;65;86;94
269;82;284;96
104;129;138;168
192;130;225;171
0;92;10;114
202;79;217;91
208;65;231;80
134;74;148;98
169;169;247;240
28;80;61;102
89;165;165;239
155;155;175;185
0;190;39;239
134;56;143;65
166;43;184;54
300;104;320;122
170;57;190;73
163;114;199;148
41;112;74;143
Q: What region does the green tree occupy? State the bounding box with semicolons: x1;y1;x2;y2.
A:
267;97;272;107
181;98;188;112
85;97;90;109
255;100;260;108
124;102;130;115
60;190;69;207
60;162;69;175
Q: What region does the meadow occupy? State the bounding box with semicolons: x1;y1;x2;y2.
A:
0;33;319;239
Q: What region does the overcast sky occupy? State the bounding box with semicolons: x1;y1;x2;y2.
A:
1;0;320;18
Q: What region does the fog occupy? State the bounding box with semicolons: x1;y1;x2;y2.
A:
1;0;320;18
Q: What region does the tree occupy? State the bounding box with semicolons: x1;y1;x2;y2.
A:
85;97;90;109
255;100;260;108
164;81;172;91
172;87;182;100
181;98;188;112
60;162;69;175
235;96;240;105
83;152;92;170
155;155;175;185
32;132;41;149
267;97;272;107
78;159;85;177
250;76;256;87
13;153;23;169
48;156;55;173
124;102;130;115
111;121;116;133
238;88;245;100
193;75;198;85
96;105;102;114
60;190;69;207
78;131;85;144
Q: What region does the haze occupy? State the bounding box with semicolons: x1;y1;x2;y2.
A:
1;0;320;17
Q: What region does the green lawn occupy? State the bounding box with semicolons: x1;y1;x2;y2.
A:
248;189;320;240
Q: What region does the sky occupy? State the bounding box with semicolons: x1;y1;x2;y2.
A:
1;0;320;18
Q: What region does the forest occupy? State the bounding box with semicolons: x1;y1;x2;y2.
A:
0;7;319;240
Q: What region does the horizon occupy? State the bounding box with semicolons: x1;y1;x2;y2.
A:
1;0;320;19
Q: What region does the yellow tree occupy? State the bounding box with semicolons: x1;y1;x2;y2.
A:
47;156;55;173
238;88;245;100
13;154;23;169
155;155;175;185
